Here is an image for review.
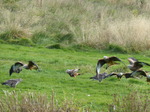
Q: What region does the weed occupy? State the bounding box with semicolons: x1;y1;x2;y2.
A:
0;91;86;112
110;91;150;112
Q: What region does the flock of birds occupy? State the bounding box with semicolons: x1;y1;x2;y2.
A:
1;56;150;88
1;61;40;87
66;56;150;84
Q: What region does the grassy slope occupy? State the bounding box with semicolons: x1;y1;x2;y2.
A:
0;44;150;111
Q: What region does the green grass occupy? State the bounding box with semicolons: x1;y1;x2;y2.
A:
0;44;150;111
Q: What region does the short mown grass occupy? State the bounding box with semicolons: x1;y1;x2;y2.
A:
0;44;150;111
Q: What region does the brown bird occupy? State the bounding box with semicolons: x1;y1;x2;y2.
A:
66;69;80;77
9;61;40;76
128;57;150;71
23;61;40;71
96;56;126;75
1;79;22;87
9;62;24;76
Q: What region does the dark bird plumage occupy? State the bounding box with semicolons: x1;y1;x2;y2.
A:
90;72;112;82
96;56;126;74
123;70;147;79
66;69;80;77
105;72;124;80
123;72;134;78
9;61;40;76
9;62;24;76
1;79;22;87
128;57;150;71
130;70;150;83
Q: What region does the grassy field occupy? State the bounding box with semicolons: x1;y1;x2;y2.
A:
0;43;150;111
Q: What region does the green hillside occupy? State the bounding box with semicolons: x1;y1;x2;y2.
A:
0;44;150;111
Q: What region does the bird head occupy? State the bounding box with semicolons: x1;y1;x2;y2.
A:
103;56;108;59
119;72;124;76
17;79;23;82
147;75;150;79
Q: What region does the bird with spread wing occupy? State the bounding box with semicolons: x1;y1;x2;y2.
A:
66;69;80;77
9;61;40;76
90;72;110;82
128;57;150;71
9;62;24;76
104;72;124;80
123;70;150;84
96;56;126;75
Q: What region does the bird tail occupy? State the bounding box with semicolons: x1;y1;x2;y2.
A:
9;66;13;76
1;82;6;85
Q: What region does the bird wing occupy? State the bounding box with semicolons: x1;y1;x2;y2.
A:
66;69;74;76
9;62;24;76
109;56;121;61
128;58;135;65
14;62;24;67
123;73;133;78
109;56;127;67
28;61;39;70
9;65;14;76
128;57;138;63
97;59;106;66
131;70;147;77
96;59;106;74
14;62;24;70
137;62;150;66
104;73;116;79
72;69;80;73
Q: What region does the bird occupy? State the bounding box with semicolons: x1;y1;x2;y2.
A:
123;70;147;79
96;56;126;75
90;72;110;82
105;72;124;80
9;62;24;76
23;61;40;71
66;69;80;77
123;72;134;78
9;61;40;76
130;70;147;78
1;79;22;87
130;70;150;84
127;57;150;71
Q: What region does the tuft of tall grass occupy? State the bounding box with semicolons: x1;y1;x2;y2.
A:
0;0;150;52
109;91;150;112
0;90;87;112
